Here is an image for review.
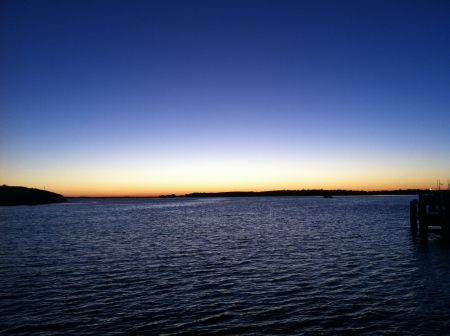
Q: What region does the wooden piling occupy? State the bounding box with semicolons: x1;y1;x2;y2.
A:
410;191;450;238
443;202;450;236
418;201;428;237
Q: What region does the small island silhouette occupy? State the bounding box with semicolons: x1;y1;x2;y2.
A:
0;185;67;206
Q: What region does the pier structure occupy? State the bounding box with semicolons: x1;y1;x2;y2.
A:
410;191;450;237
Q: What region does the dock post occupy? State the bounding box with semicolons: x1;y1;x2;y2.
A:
443;202;450;237
418;201;428;237
429;203;437;212
410;200;418;233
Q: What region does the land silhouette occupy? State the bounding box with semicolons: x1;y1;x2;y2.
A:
160;189;426;198
0;185;67;206
3;185;429;203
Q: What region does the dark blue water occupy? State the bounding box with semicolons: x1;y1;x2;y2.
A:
1;196;449;335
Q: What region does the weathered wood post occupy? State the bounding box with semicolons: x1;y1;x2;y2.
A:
410;200;418;233
429;203;437;212
443;202;450;237
419;201;428;237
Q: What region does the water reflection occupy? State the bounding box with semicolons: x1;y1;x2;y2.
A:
1;196;449;334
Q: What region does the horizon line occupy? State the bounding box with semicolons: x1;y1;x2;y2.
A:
65;188;441;198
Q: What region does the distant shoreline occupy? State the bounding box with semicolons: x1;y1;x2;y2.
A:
66;189;433;199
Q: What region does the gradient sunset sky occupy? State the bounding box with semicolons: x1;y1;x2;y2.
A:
1;0;449;197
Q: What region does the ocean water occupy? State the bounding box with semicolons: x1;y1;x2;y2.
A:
1;196;449;335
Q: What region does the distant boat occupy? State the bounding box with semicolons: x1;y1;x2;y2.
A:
323;193;333;198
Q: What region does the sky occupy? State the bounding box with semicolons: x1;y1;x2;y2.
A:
1;0;449;197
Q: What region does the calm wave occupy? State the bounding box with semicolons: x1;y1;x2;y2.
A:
1;196;449;335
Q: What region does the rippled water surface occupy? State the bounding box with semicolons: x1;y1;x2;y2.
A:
1;196;450;335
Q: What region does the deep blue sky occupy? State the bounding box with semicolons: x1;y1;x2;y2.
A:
1;0;449;196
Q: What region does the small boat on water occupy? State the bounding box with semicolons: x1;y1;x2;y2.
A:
323;193;333;198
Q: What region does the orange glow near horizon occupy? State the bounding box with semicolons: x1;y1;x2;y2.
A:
3;161;447;197
3;166;447;197
2;145;448;197
52;179;442;198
